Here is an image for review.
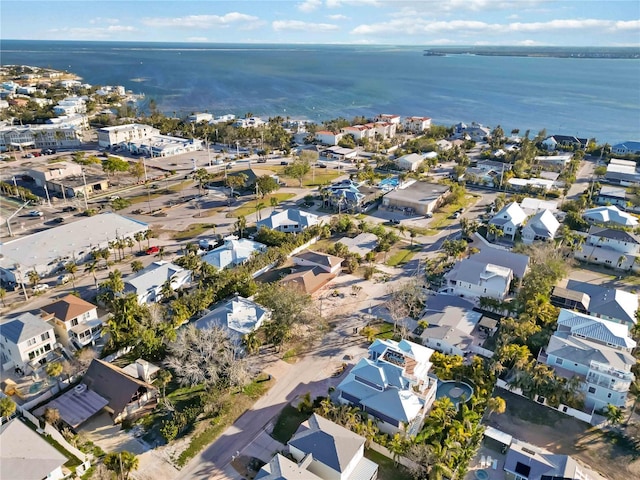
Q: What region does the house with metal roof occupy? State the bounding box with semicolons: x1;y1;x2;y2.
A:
489;202;527;240
575;226;640;271
604;158;640;186
201;236;267;270
256;454;324;480
444;259;513;301
0;418;69;480
611;141;640;156
292;250;344;275
256;208;319;233
595;185;627;208
504;439;606;480
396;153;424;171
123;261;191;304
40;294;101;348
336;339;437;435
195;295;270;349
521;209;560;244
563;280;638;326
337;233;378;257
381;180;450;215
539;310;635;410
0;312;56;371
541;135;587;151
418;302;483;357
583;205;638;227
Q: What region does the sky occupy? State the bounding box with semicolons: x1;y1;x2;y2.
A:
1;0;639;46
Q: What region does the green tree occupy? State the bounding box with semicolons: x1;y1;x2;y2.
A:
485;396;507;419
44;407;60;426
243;330;262;355
235;215;247;238
27;270;40;287
104;451;139;480
64;262;78;291
156;369;172;402
131;260;144;273
0;397;16;418
256;175;280;197
605;404;624;426
129;160;146;183
102;156;130;177
284;156;311;187
225;173;248;197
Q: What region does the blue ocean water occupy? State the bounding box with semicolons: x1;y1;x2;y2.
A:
1;40;639;143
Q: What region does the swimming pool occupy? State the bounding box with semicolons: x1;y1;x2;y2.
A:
436;380;474;408
379;177;399;188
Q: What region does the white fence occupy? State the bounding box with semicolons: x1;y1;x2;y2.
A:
495;379;593;424
289;236;319;257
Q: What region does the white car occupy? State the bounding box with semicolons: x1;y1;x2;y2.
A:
29;210;43;217
108;195;120;201
57;274;72;285
32;284;50;293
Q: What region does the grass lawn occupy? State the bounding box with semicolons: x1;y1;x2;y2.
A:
128;181;195;204
366;321;395;340
365;449;413;480
176;376;274;466
171;223;217;240
270;404;312;444
422;194;479;235
226;192;295;218
250;165;342;187
386;244;421;267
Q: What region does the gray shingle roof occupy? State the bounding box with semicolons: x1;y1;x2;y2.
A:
588;226;640;244
0;312;51;344
123;261;187;295
565;280;638;325
473;245;530;278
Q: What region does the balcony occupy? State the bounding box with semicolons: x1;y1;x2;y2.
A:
589;361;633;381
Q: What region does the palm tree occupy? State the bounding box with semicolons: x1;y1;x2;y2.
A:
44;407;60;426
157;246;166;260
46;362;64;389
235;215;247;238
64;262;78;291
0;397;16;419
243;331;261;355
134;232;145;252
605;404;624;426
27;270;40;287
617;254;627;269
160;279;174;301
485;396;506;420
131;260;144;273
156;369;172;402
126;238;135;256
0;287;6;307
255;202;265;221
104;451;139;480
85;260;100;290
388;433;408;466
270;196;279;214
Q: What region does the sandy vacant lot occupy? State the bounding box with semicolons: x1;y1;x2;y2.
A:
487;389;640;480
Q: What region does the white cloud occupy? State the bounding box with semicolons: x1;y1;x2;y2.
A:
47;25;136;39
326;0;382;7
187;37;209;42
298;0;322;12
89;17;121;25
517;39;543;46
327;14;349;20
273;20;338;32
142;13;260;29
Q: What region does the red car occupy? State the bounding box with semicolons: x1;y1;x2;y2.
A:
145;246;160;255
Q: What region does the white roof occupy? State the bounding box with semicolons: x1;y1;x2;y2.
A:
0;213;148;273
195;295;270;340
520;197;558;214
557;309;636;349
397;153;424;165
508;177;555;190
491;202;527;226
201;237;266;269
583;206;638;227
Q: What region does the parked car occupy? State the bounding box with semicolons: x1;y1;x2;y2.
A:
451;212;461;219
146;246;160;255
280;161;289;166
22;153;34;159
57;274;72;285
108;195;120;201
318;163;328;169
32;284;50;293
51;217;65;224
29;210;43;217
425;212;433;218
257;158;267;163
62;206;78;212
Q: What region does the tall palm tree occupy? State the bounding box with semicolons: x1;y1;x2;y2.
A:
27;270;40;287
64;262;78;291
85;260;99;290
134;232;145;252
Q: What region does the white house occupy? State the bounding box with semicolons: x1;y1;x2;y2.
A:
595;186;627;208
444;260;513;301
542;135;587;151
292;250;343;274
341;124;374;141
0;419;68;480
286;414;378;480
611;141;640;156
0;312;56;371
233;116;265;128
97;123;160;148
419;301;483;357
123;261;191;304
489;202;528;240
336;339;437;435
539;309;636;410
396;153;424;171
315;130;343;146
604;158;640;186
521;209;560;244
40;294;101;349
403;116;432;133
375;114;401;125
187;113;213;123
201;236;267;270
256;208;319;233
53;96;86;115
195;295;270;349
583;205;638;227
576;226;640;271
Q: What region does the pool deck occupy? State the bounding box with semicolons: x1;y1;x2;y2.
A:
464;441;506;480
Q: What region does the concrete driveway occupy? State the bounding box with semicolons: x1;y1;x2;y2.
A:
80;412;147;455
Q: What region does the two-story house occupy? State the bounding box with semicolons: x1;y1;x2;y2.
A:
444;259;513;301
336;339;437;435
123;261;191;304
0;312;56;371
575;226;640;271
489;202;528;240
403;116;432;133
582;206;638;227
538;309;636;410
201;236;267;270
40;294;102;349
521;209;560;244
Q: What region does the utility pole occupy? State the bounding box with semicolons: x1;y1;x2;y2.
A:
81;168;89;210
43;183;52;208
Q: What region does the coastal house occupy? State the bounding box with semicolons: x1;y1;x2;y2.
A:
80;359;159;424
560;280;638;326
341;124;374;141
604;158;640;186
0;312;56;371
336;339;438;435
444;259;513;301
281;262;340;295
53;96;86;115
473;244;530;280
489;202;528;240
233;116;265;128
542;135;587;151
534;154;573;170
201;236;267;270
123;261;191;304
195;295;270;349
292;250;344;275
321;145;358;161
575;226;640;271
504;439;607;480
418;298;483;357
187;112;213;123
521;209;560;244
453;122;490;142
315;130;343;146
256;208;319;233
0;418;69;480
403;116;432;133
375;113;401;124
538;309;635;410
583;205;638;227
507;177;556;192
519;197;558;215
129;134;202;157
396;153;424;171
40;294;102;349
0;124;82;151
382;180;450;215
611;141;640;156
337;233;378;257
595;185;628;208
